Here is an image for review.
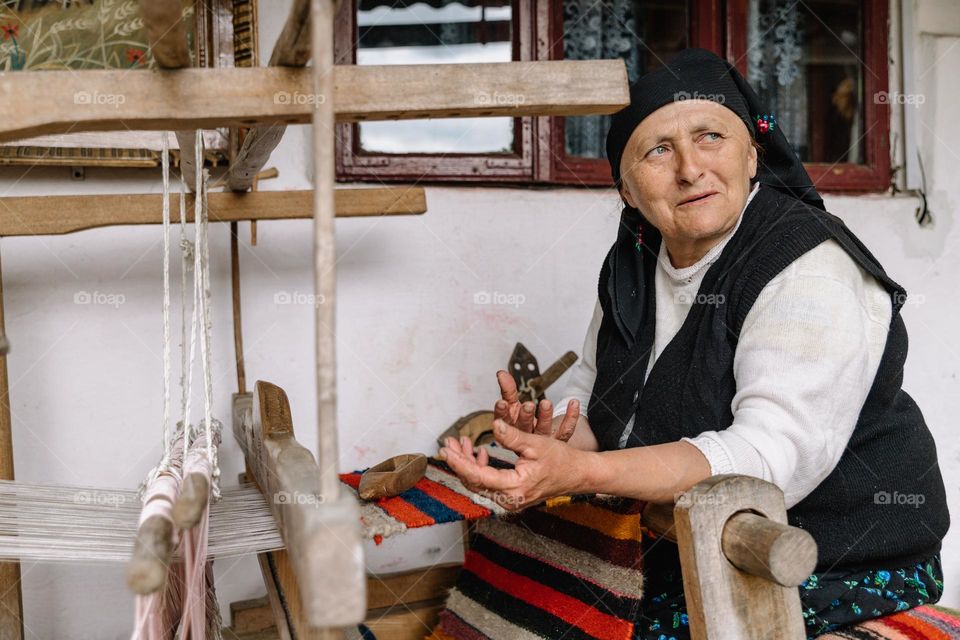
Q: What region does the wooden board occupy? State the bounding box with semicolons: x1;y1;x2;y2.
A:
0;61;630;143
0;187;426;237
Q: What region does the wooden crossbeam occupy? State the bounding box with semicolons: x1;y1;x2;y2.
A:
0;61;629;143
0;187;425;237
227;0;311;192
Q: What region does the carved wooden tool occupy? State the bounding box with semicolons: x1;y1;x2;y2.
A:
357;454;428;500
232;380;365;632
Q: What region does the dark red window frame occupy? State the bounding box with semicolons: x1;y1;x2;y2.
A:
725;0;890;193
334;0;536;183
335;0;890;193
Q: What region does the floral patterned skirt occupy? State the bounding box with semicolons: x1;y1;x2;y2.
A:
635;535;944;640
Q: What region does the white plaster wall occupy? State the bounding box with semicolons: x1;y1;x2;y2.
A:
0;0;956;637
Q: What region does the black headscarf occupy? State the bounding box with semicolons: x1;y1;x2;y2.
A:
601;48;824;347
606;47;824;211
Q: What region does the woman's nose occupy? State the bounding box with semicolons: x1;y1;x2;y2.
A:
675;147;705;184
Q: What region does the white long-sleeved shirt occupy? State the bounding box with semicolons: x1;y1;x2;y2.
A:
555;185;892;509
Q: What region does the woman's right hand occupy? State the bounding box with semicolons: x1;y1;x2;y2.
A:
494;370;579;442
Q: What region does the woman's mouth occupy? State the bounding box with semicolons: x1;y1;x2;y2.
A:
678;191;718;206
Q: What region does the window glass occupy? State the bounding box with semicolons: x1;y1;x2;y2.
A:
746;0;864;163
562;0;689;159
355;0;515;154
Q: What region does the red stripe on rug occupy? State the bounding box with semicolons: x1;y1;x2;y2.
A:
437;608;491;640
466;552;634;640
416;478;492;520
883;613;947;640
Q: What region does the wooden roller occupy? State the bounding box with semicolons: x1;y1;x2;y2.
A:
172;473;210;530
669;474;816;640
126;514;175;595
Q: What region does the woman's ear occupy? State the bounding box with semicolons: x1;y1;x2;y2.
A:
618;182;637;209
748;139;760;180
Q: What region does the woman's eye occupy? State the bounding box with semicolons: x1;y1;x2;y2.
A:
649;145;668;157
703;132;722;141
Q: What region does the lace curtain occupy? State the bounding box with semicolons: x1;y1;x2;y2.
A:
563;0;641;159
746;0;862;164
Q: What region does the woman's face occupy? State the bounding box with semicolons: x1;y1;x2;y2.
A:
618;100;758;265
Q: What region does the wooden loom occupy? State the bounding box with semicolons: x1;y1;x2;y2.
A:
0;0;629;638
0;1;827;639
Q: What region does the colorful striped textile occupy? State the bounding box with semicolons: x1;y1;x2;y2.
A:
816;604;960;639
339;445;589;543
427;495;647;640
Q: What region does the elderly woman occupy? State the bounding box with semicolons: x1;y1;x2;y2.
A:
440;49;949;639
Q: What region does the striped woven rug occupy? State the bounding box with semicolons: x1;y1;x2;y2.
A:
427;496;647;640
816;604;960;639
339;445;591;544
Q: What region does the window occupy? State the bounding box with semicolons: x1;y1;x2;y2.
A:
727;0;890;191
335;0;889;192
335;1;534;181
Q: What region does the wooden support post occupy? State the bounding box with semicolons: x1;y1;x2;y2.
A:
227;0;311;192
671;475;816;640
232;383;364;636
0;248;23;640
0;187;426;237
137;0;201;190
0;61;630;143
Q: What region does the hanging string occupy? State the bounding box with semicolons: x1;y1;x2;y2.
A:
161;133;172;460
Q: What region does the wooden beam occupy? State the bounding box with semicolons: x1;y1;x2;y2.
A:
0;187;426;237
227;0;311;192
232;383;365;633
0;249;23;640
0;61;630;143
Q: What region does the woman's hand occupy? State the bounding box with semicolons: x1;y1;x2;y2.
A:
440;419;594;512
493;370;580;441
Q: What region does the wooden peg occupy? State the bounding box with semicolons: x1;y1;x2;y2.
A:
358;454;427;500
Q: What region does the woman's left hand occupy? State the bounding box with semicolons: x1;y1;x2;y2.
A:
440;418;593;512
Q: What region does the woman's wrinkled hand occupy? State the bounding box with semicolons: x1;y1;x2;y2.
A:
440;418;592;513
493;370;579;441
